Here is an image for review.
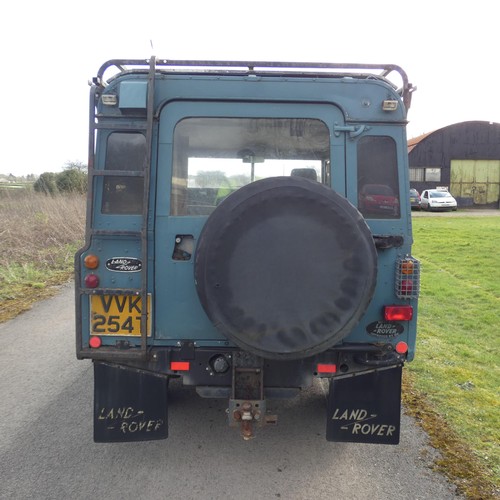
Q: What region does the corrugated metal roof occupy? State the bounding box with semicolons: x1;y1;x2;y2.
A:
407;131;435;153
407;121;500;153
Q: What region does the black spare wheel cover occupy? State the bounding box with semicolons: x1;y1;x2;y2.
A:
195;177;377;360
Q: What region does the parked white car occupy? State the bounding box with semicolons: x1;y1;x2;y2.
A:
420;189;458;211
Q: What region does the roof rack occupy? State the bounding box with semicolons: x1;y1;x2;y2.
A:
93;58;415;109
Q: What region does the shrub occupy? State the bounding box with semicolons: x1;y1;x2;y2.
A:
33;168;88;195
56;168;87;194
33;172;59;194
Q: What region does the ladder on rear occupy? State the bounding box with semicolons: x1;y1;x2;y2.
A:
75;57;156;361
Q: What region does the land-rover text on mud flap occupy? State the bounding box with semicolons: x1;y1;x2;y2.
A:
76;58;419;444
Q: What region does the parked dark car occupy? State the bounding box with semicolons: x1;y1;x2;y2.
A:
410;188;421;210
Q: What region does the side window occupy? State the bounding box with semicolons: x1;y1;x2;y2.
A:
171;118;330;216
102;133;146;214
357;136;400;219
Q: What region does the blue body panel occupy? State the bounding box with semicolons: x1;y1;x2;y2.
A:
77;63;418;360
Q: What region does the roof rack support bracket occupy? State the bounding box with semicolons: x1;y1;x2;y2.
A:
334;124;368;138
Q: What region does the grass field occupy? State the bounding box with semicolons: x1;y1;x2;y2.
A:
408;215;499;496
0;190;85;321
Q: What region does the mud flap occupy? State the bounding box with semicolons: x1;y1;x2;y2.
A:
326;366;402;445
93;362;168;443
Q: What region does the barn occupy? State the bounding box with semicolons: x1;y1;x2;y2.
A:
408;121;500;208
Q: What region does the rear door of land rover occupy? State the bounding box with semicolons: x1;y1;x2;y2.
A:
345;126;417;350
154;100;346;343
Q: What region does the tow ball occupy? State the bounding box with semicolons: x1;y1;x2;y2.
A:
229;400;277;440
230;401;262;440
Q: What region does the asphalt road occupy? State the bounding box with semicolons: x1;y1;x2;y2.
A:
0;284;462;500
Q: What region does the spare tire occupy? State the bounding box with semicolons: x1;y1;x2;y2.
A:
194;177;377;360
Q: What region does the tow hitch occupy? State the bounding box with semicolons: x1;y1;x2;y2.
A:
228;352;276;439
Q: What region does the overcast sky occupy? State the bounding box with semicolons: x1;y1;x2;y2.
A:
1;0;498;176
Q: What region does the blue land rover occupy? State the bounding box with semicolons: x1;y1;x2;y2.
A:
76;58;419;443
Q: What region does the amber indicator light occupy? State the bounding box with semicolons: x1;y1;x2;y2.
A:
84;254;99;269
401;260;414;274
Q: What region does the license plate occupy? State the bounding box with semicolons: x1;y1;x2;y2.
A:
90;294;151;336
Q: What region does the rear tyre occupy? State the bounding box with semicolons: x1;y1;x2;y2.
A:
195;177;377;360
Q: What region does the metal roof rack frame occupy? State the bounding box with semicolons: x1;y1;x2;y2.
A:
93;58;415;110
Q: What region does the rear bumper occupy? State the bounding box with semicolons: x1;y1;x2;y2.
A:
84;342;405;392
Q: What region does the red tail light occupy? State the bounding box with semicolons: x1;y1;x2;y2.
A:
170;361;190;371
317;363;337;374
384;305;413;321
89;336;102;348
84;274;99;288
395;341;408;354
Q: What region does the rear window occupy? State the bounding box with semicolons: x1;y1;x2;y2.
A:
430;191;450;198
357;136;400;219
171;117;330;216
102;132;146;214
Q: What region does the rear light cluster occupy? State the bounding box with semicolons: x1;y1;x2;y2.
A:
84;254;100;288
395;256;420;299
84;254;101;348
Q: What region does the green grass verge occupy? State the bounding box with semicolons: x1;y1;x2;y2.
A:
0;191;85;322
408;216;499;494
0;243;80;323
